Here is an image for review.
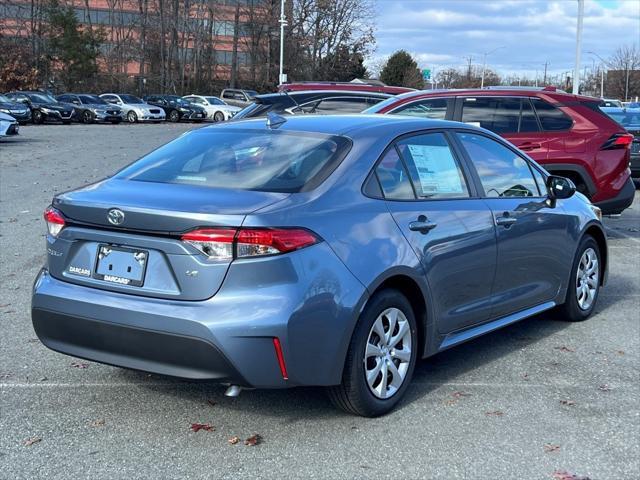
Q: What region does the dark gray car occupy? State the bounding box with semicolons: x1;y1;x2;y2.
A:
32;115;607;416
57;94;123;124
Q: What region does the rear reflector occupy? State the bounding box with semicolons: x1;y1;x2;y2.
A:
601;133;634;150
180;227;319;260
43;206;65;237
272;337;289;380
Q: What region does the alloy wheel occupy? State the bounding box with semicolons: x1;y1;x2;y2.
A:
127;111;137;123
576;247;599;311
214;111;225;122
364;307;412;399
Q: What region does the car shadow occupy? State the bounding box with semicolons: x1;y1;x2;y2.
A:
118;293;619;421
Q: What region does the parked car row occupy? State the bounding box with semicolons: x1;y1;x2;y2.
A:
0;91;242;125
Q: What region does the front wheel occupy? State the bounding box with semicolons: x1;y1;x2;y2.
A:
557;236;601;321
213;111;225;122
127;111;138;123
328;289;418;417
82;110;94;124
32;110;44;124
168;110;180;122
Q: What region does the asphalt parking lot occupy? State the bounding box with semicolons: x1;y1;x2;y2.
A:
1;123;639;479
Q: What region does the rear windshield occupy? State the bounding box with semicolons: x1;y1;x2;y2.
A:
602;109;640;129
115;128;352;193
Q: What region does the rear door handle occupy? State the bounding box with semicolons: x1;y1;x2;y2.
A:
496;214;517;227
518;142;542;152
409;215;437;234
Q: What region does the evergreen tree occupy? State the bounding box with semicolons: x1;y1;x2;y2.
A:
379;50;424;88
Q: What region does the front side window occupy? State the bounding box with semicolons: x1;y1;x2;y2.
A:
532;98;573;131
115;129;351;193
392;98;449;120
396;133;469;199
456;132;540;197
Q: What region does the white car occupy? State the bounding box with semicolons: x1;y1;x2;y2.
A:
0;111;19;137
182;95;241;122
99;93;166;123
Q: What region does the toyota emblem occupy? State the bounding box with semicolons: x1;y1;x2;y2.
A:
107;208;125;226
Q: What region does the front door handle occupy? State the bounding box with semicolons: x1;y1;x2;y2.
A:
496;214;517;227
409;215;437;234
518;142;542;151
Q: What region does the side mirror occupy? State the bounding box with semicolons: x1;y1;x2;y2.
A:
546;175;576;201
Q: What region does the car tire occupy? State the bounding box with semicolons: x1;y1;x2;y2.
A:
556;235;601;322
127;111;138;123
168;110;180;122
213;111;225;122
32;110;44;124
327;289;418;417
82;110;94;124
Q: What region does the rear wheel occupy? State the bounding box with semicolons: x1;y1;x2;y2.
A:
32;109;44;124
557;236;601;321
328;289;418;417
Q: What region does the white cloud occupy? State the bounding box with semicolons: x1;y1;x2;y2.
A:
368;0;640;77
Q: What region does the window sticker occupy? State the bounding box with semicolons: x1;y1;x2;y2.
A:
407;144;465;195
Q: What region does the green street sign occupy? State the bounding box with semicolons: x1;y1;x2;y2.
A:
422;68;431;81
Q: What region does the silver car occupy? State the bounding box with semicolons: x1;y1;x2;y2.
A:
100;93;166;123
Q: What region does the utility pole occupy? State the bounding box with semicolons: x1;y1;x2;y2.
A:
278;0;287;85
542;61;549;85
573;0;584;94
480;46;505;88
600;68;604;98
464;55;473;83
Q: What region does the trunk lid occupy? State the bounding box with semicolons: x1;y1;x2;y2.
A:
48;179;288;300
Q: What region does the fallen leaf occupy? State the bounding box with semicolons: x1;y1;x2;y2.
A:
598;384;611;392
485;410;504;416
550;361;561;367
70;362;89;369
23;437;41;447
560;399;576;406
443;399;457;406
190;423;214;432
228;436;240;445
544;443;560;453
452;391;471;399
0;373;12;379
89;419;105;427
244;434;261;446
616;350;625;355
552;470;591;480
206;400;216;407
39;376;48;382
523;373;530;380
554;346;575;353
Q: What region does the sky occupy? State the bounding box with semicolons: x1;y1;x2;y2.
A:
368;0;640;80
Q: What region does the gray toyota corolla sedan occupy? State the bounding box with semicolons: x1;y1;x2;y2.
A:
32;115;607;416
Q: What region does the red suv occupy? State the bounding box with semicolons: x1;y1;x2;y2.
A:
279;82;415;96
365;87;635;214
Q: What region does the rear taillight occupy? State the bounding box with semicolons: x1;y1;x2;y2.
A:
601;133;634;150
43;206;65;237
180;227;319;260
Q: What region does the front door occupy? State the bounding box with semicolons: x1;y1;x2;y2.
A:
454;131;572;318
375;132;497;334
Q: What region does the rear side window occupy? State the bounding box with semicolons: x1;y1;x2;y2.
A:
532;99;573;130
374;148;415;200
115;129;352;193
462;97;538;134
456;132;540;197
296;97;372;114
392;98;449;120
396;133;469;198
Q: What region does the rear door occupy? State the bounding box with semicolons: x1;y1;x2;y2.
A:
457;96;549;163
374;131;497;333
453;131;573;318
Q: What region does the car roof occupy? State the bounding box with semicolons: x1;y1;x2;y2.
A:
280;82;415;95
206;113;472;138
254;90;391;103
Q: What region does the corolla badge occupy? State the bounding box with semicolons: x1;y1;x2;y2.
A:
107;208;125;225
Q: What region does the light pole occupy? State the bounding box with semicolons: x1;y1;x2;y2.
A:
480;46;505;88
278;0;287;85
589;51;611;99
573;0;584;94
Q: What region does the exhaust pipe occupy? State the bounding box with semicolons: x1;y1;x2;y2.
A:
224;385;242;397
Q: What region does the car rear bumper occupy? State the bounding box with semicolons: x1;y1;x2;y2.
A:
33;307;245;382
594;176;636;214
31;242;366;387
